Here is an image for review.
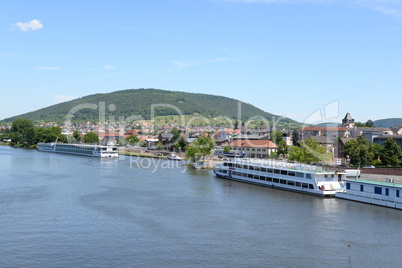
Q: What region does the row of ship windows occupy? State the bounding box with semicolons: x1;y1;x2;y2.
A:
348;183;401;197
219;169;315;189
223;162;313;179
56;147;95;154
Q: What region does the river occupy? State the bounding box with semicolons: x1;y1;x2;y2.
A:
1;146;401;267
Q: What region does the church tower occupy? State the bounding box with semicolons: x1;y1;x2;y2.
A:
342;112;355;128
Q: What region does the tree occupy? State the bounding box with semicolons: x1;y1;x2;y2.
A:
343;136;374;166
276;140;288;158
127;135;139;144
83;132;99;144
288;137;332;164
366;119;375;127
292;130;300;146
170;127;182;147
185;136;215;161
382;137;402;166
139;140;147;147
73;130;81;142
270;130;283;145
10;119;35;147
194;136;215;159
224;145;230;153
34;126;67;144
370;143;384;164
179;137;188;150
156;142;165;150
185;145;199;162
234;120;239;130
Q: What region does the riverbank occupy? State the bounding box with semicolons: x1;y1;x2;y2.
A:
118;149;168;159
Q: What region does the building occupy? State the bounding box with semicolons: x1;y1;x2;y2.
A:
350;127;393;141
342;112;355;128
299;126;349;139
373;135;402;150
227;139;278;159
335;137;353;162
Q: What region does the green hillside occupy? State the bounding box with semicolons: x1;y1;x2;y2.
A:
2;88;300;128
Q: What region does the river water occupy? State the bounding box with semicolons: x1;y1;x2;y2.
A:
1;146;401;267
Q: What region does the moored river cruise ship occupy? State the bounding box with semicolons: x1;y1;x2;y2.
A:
37;143;118;158
335;179;402;210
214;158;346;197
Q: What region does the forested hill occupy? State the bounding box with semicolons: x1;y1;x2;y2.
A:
2;88;300;128
373;118;402;128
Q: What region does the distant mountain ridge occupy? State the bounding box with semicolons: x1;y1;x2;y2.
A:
2;88;300;128
374;118;402;128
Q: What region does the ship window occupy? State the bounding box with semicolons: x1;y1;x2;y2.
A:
261;167;267;172
305;174;312;179
243;165;249;169
266;177;272;182
287;181;295;186
360;185;364;192
374;187;382;195
331;175;334;178
280;179;287;184
397;190;400;198
385;188;389;196
309;184;314;189
346;183;350;190
267;168;273;173
295;182;301;187
296;172;304;178
223;162;228;166
227;163;233;167
281;170;287;175
260;176;266;181
324;175;328;178
302;183;308;188
254;167;261;171
274;169;280;174
288;171;295;177
273;178;279;183
223;170;227;174
249;166;254;170
248;174;253;178
254;175;259;180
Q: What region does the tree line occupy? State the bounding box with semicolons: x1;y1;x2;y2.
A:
344;136;402;167
4;119;103;147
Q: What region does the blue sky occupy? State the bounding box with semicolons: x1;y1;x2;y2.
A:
1;0;402;124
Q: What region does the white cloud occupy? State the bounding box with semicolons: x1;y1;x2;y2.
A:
14;19;43;31
54;95;77;103
35;66;61;70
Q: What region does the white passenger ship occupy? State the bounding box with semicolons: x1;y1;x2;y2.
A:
336;179;402;210
214;158;346;197
37;143;118;158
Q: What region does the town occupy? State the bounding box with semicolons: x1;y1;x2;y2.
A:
1;112;402;170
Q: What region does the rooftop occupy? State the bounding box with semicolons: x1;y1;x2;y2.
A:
347;179;402;188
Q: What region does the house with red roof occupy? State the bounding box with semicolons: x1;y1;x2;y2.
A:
227;139;278;159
